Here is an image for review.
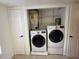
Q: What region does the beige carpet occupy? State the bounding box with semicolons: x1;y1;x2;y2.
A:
12;54;79;59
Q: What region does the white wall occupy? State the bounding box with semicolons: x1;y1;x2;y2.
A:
8;4;68;55
7;2;78;55
0;5;14;59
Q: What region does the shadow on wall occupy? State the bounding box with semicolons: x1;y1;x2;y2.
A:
0;46;2;55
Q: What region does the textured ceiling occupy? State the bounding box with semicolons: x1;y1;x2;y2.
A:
0;0;79;7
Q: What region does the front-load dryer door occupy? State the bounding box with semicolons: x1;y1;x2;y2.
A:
49;30;64;43
32;35;46;52
32;35;45;47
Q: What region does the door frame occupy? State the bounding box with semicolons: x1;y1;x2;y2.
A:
63;5;71;56
25;4;71;55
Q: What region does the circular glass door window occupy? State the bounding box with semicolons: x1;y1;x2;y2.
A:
49;30;64;43
32;35;45;48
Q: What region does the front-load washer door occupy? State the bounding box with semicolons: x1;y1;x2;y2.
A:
49;30;64;43
32;35;45;48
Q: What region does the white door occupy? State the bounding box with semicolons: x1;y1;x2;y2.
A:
67;4;79;57
8;9;25;54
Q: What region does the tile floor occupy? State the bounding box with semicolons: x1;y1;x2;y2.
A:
12;54;79;59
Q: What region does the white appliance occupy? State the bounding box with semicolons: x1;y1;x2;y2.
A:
30;30;48;55
47;26;64;54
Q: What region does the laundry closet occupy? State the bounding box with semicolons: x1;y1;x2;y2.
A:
28;7;66;55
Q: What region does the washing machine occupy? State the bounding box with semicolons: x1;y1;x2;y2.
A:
47;25;64;54
30;30;48;55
